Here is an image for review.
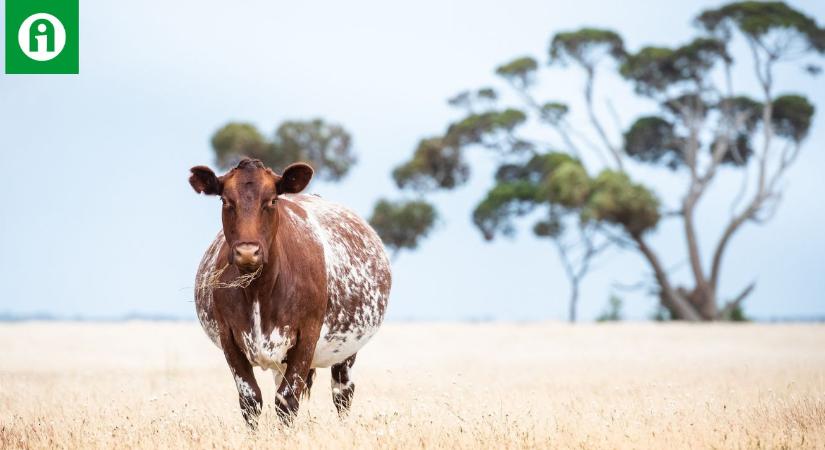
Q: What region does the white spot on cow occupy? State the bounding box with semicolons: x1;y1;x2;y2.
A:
274;392;289;408
234;374;255;398
241;299;292;370
331;379;354;395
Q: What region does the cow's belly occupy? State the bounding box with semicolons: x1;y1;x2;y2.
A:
311;319;381;368
238;322;371;371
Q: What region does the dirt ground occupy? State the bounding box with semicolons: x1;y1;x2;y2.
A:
1;321;823;449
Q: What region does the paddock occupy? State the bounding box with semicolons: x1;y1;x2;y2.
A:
1;322;823;449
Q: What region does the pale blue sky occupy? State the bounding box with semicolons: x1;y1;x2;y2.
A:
1;0;823;321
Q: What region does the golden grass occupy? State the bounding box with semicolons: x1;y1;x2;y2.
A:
1;322;823;449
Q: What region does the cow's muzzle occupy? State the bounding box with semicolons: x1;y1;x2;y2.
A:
233;243;262;272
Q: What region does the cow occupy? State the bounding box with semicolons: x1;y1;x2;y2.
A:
188;158;391;427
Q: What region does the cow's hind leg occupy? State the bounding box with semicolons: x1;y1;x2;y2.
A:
331;354;356;415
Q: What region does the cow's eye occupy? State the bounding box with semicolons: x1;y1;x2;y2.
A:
270;198;278;206
221;198;233;209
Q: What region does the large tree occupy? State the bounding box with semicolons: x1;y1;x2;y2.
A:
211;119;356;180
380;1;823;321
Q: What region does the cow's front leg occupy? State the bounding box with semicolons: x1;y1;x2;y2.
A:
220;332;262;428
274;331;319;423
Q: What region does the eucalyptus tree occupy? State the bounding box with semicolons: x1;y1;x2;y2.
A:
368;199;438;260
381;1;823;321
211;119;355;180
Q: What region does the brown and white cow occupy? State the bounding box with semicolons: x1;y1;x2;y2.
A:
189;158;391;427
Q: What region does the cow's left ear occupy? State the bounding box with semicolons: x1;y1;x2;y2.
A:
277;163;314;194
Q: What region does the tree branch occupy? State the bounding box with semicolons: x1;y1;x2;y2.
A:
632;235;702;321
710;41;777;291
511;85;588;162
584;67;625;171
552;223;611;322
675;93;714;306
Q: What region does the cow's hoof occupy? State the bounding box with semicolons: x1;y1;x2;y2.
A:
275;392;299;424
333;384;355;416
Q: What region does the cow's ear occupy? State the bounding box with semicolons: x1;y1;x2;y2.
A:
277;163;313;194
189;166;223;195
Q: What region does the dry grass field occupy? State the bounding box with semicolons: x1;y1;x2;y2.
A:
1;322;824;449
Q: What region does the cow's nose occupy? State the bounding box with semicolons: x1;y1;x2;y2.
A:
233;243;261;268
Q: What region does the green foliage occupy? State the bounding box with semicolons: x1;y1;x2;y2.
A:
527;153;579;179
473;181;542;240
719;96;764;130
493;153;579;184
477;87;498;100
728;303;749;322
273;120;355;180
581;170;661;236
392;108;531;193
474;154;593;241
211;123;268;169
392;137;469;191
532;216;563;238
711;96;763;165
623;116;685;169
474;153;662;241
714;134;754;166
596;295;624;322
771;94;815;142
697;1;825;52
369;199;438;255
549;28;625;67
211;119;354;181
448;88;498;109
620;38;729;95
541;161;591;208
445;108;528;147
447;91;473;109
664;93;709;118
540;102;570;124
495;56;538;86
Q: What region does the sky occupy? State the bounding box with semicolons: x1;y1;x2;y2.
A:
1;0;824;321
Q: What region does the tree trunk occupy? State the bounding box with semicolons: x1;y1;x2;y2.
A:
632;235;703;321
682;192;719;320
568;282;579;323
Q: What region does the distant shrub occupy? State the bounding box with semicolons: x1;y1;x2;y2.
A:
596;295;623;322
728;304;750;322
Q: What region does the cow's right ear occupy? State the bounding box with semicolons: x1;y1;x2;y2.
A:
189;166;223;195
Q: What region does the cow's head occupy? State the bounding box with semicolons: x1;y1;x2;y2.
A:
189;158;313;273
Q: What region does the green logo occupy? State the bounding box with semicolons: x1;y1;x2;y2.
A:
5;0;79;74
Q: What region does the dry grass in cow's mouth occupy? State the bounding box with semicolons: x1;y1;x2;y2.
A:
200;263;262;290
